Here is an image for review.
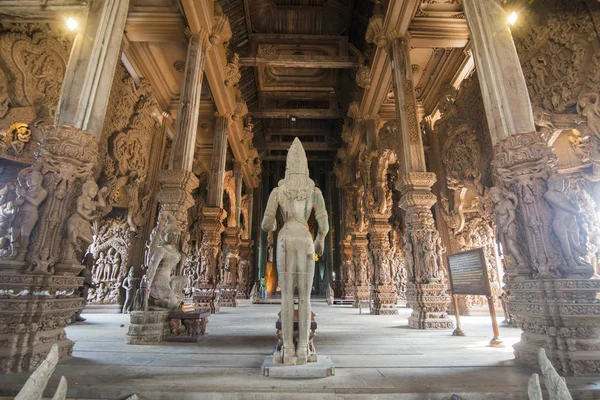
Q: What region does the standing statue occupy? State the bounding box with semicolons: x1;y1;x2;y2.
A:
489;186;526;268
261;138;329;365
122;267;136;314
146;211;187;310
9;169;47;261
544;174;594;278
63;180;109;263
404;238;414;282
133;275;149;311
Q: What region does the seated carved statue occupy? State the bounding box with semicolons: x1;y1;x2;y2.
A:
146;212;187;311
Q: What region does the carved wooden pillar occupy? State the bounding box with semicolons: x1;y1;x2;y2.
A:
237;188;254;299
339;187;355;301
156;33;208;233
351;232;370;309
221;163;243;307
390;36;453;329
464;0;600;374
0;0;130;373
340;236;354;302
367;199;397;315
198;115;229;313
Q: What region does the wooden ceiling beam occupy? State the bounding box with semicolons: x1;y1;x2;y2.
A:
0;0;88;23
256;142;339;151
181;0;259;188
262;155;333;162
125;11;187;43
265;129;330;137
251;109;345;119
240;55;358;69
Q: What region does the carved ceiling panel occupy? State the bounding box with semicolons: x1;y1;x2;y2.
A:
248;0;351;35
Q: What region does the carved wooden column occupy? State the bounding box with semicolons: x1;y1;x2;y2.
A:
156;33;208;234
464;0;600;374
339;187;355;302
0;0;130;373
237;189;254;300
390;36;453;329
350;181;370;308
197;115;229;313
221;163;243;307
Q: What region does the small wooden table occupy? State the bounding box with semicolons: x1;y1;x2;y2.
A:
166;311;210;342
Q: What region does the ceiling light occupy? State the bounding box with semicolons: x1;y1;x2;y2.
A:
66;17;78;31
508;12;518;26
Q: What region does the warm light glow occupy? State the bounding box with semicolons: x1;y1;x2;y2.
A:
508;12;518;26
66;17;78;31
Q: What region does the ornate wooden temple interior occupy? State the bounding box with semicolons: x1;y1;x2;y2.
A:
2;0;600;398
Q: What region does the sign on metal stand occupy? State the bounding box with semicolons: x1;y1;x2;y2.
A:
446;248;503;347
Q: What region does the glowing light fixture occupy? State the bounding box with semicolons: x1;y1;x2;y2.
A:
66;17;78;31
508;11;518;26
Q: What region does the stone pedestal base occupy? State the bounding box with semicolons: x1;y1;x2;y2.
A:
371;283;398;315
219;287;238;307
275;316;317;363
353;284;370;308
342;283;354;302
261;355;335;378
125;311;170;344
166;311;209;342
0;273;84;373
406;282;454;329
505;279;600;376
194;286;220;314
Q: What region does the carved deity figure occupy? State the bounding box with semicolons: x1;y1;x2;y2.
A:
577;93;600;138
420;231;442;284
146;212;187;310
9;169;47;261
489;186;526;269
0;123;32;155
544;174;593;278
122;267;136;314
0;183;16;257
404;237;414;282
63;180;109;263
261;138;329;366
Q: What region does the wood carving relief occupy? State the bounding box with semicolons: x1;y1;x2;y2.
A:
0;24;70;169
100;66;157;233
88;217;131;305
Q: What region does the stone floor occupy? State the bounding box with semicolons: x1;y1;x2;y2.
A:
1;300;600;399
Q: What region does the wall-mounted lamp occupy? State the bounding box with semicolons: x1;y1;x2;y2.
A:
508;11;518;26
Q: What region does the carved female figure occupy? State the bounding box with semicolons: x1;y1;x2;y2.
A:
146;212;187;310
9;169;47;261
489;186;526;268
261;138;329;366
544;174;593;277
121;266;136;314
63;180;109;263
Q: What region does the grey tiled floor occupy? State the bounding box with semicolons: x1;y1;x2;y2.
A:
1;300;599;399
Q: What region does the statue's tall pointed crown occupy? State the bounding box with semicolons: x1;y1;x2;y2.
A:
285;137;309;178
